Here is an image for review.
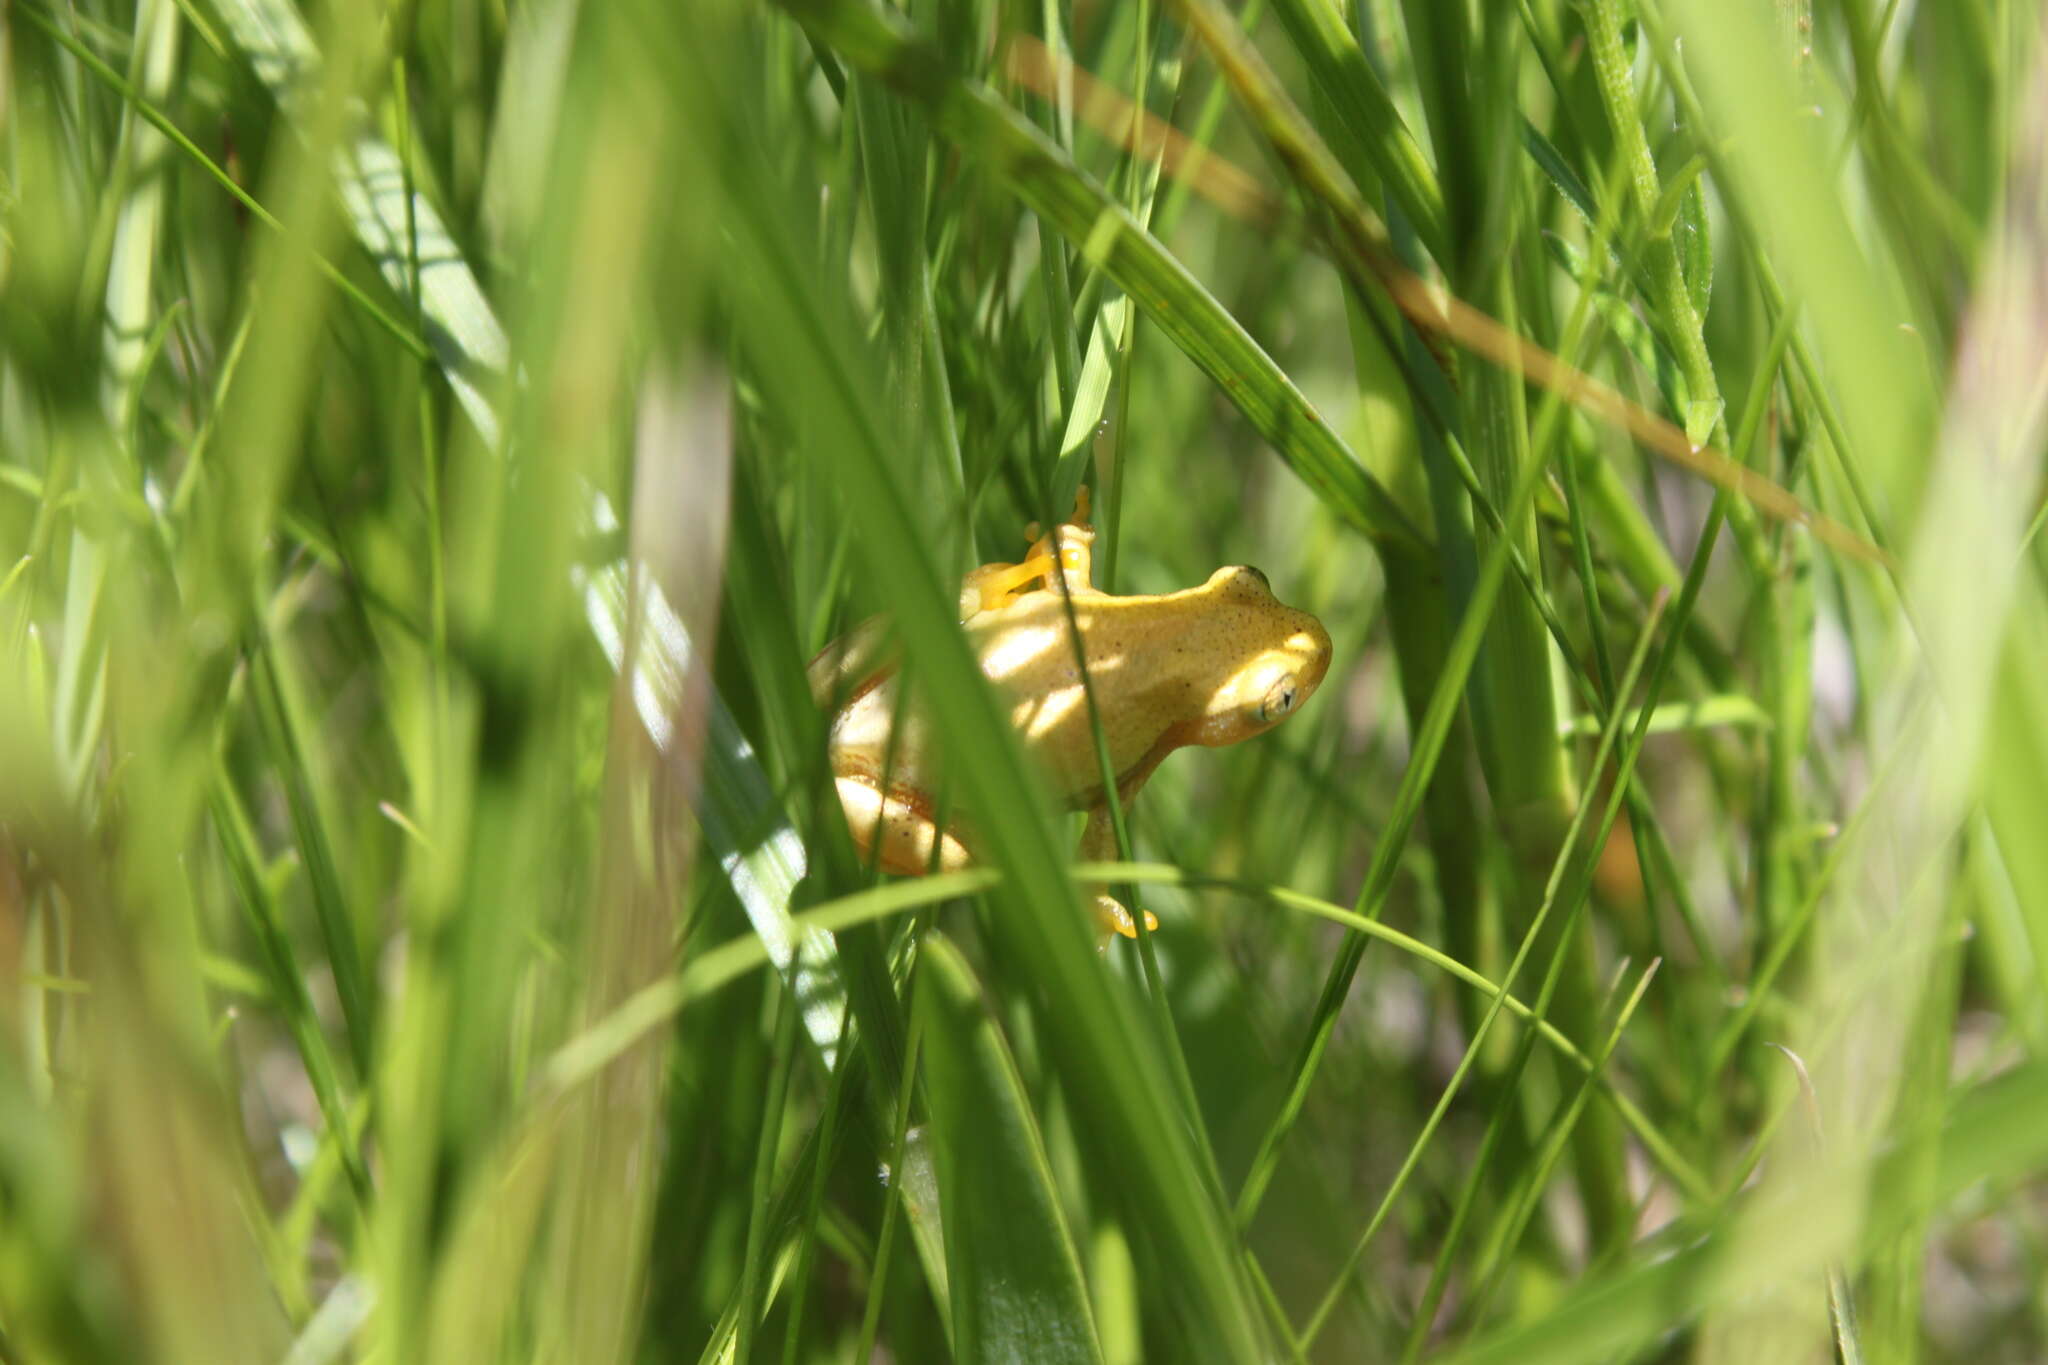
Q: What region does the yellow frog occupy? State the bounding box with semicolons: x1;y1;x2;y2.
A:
809;495;1332;937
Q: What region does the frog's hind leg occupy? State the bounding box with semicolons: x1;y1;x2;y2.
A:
1077;805;1158;940
834;777;974;878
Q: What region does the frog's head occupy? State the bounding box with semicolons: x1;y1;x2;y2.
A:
1189;566;1334;747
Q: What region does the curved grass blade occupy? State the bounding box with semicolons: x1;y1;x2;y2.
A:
543;857;1703;1203
248;638;375;1077
210;777;373;1205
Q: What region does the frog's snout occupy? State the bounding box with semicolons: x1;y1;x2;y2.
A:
1289;617;1333;696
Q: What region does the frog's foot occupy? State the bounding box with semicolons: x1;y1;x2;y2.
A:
1020;528;1095;596
1092;892;1160;941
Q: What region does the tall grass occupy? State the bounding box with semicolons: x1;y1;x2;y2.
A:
3;0;2048;1360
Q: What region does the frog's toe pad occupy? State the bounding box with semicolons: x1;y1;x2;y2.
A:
1093;895;1160;940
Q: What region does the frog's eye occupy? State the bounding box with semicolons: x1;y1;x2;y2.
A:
1241;565;1270;590
1255;672;1300;724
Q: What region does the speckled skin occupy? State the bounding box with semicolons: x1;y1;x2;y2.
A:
811;520;1332;934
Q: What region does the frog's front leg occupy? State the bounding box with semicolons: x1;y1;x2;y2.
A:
960;521;1100;620
1077;804;1158;939
959;556;1059;619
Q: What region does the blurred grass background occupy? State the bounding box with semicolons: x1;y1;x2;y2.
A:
5;0;2048;1360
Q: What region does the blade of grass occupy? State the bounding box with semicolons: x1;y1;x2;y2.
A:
855;1002;934;1358
1261;0;1445;261
1408;957;1661;1360
208;777;372;1205
1579;0;1734;458
1458;960;1665;1341
1229;354;1595;1232
1770;1045;1868;1365
248;637;374;1078
918;934;1105;1363
734;991;801;1365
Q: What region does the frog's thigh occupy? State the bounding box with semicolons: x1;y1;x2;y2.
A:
835;777;973;877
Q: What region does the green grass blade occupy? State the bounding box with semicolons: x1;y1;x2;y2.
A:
1261;0;1447;262
249;639;375;1077
209;777;372;1205
918;934;1105;1364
